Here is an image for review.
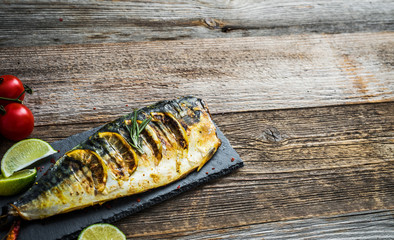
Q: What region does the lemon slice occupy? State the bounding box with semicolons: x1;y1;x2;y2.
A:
0;169;37;196
98;132;138;175
1;138;57;177
78;223;126;240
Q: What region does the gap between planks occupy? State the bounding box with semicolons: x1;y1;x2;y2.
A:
113;101;392;238
0;32;392;127
0;0;393;47
0;102;390;238
128;209;394;239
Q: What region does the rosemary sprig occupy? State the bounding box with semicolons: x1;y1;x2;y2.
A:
125;110;152;154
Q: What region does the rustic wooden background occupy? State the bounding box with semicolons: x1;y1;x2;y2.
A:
0;0;393;239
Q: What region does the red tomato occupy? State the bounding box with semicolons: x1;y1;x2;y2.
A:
0;75;25;106
0;103;34;141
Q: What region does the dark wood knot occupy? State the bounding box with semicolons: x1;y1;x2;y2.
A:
260;127;284;142
203;17;220;29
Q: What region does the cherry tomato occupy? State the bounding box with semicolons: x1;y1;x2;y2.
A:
0;75;25;106
0;103;34;141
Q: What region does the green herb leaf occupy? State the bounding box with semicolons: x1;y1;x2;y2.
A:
126;110;152;154
138;117;152;135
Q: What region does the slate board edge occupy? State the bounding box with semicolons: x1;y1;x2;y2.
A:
0;121;244;240
58;124;244;239
62;161;243;240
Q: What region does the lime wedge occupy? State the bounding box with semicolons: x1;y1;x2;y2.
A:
78;223;126;240
1;138;57;177
0;169;37;196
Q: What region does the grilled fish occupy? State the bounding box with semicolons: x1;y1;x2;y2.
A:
4;96;221;220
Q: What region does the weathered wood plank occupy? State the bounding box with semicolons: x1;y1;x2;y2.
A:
0;0;393;47
1;102;391;238
114;101;392;238
0;33;392;127
114;102;393;238
159;209;394;239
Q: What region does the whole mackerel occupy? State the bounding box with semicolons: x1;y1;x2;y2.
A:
4;96;221;220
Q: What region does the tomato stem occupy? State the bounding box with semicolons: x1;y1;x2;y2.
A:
0;96;23;104
0;84;32;104
0;105;5;115
23;84;33;94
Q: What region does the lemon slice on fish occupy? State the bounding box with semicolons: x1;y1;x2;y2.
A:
0;169;37;196
1;138;57;177
78;223;126;240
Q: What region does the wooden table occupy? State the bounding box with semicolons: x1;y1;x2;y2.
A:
1;1;393;239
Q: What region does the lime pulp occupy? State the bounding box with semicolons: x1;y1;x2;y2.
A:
1;138;57;177
78;223;126;240
0;168;37;196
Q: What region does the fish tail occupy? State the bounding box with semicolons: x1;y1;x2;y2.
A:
0;206;9;225
0;206;11;231
0;205;20;227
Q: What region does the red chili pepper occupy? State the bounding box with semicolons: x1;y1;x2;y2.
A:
231;158;235;162
50;158;56;164
6;220;21;240
212;168;215;170
177;185;181;189
136;198;141;202
205;172;209;175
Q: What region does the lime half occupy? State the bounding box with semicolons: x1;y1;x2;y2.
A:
0;169;37;196
78;223;126;240
1;138;57;177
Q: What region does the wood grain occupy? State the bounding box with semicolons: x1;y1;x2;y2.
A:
0;32;392;129
164;209;394;239
115;102;392;238
1;101;390;239
0;0;393;47
0;0;392;239
117;102;392;238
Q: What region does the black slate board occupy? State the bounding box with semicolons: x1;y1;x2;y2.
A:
0;124;243;240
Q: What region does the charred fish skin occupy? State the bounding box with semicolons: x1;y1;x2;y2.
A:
8;96;221;220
